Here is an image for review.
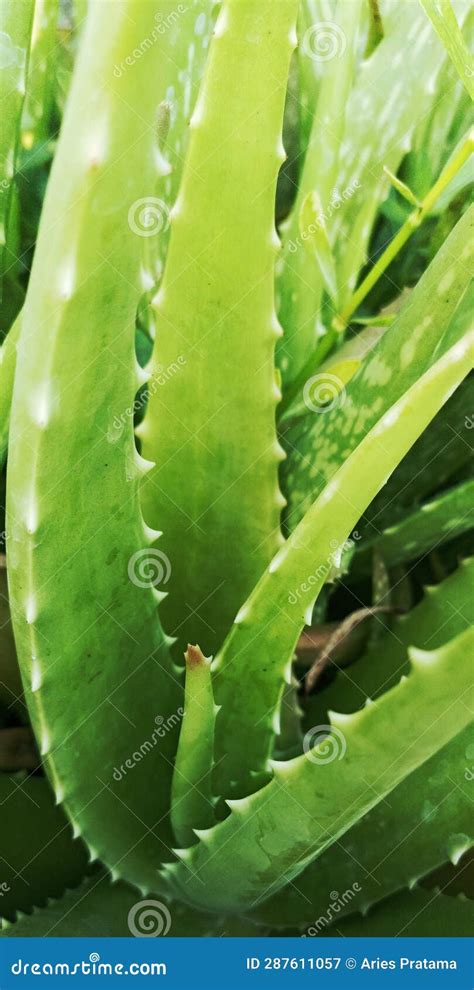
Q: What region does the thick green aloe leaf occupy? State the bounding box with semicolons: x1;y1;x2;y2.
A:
6;1;182;895
330;888;474;937
419;0;474;99
246;726;473;928
0;771;90;921
213;332;473;795
306;556;474;723
283;208;473;529
139;0;298;655
353;477;474;573
171;645;216;847
164;627;474;912
0;0;35;292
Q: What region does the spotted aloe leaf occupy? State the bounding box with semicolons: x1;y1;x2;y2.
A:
409;15;472;197
283;207;473;530
212;328;473;796
330;2;459;311
6;0;182;894
246;725;473;928
164;626;474;912
139;0;298;656
360;367;474;535
352;477;474;574
419;0;474;99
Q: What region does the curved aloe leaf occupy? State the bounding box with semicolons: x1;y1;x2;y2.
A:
213;331;473;794
283;207;473;529
247;725;473;928
361;367;474;535
307;556;474;723
0;771;89;921
6;0;181;895
140;0;298;655
164;626;474;912
353;477;474;573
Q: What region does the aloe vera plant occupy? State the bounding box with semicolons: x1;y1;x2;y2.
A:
0;0;473;939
